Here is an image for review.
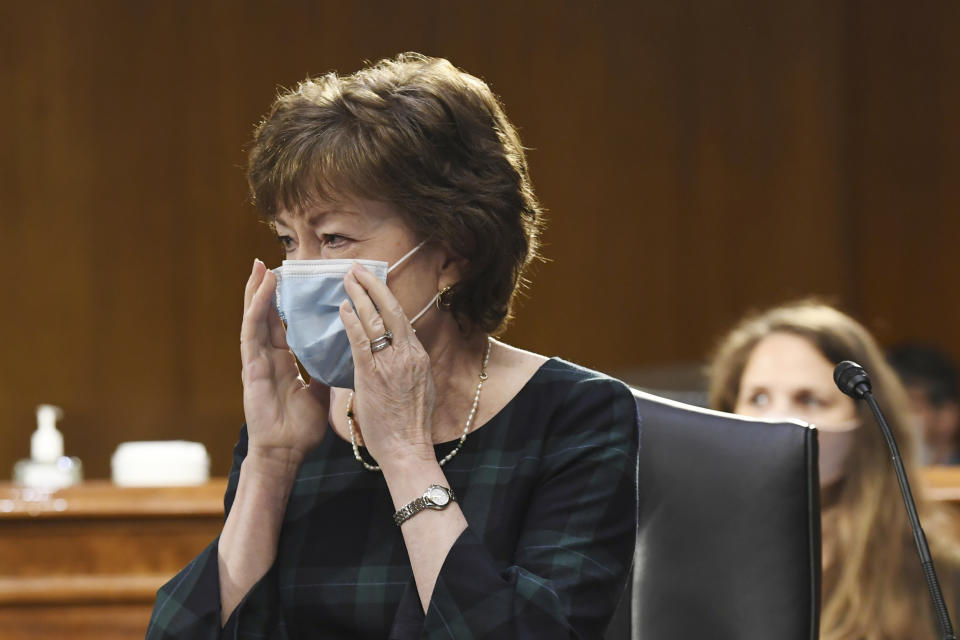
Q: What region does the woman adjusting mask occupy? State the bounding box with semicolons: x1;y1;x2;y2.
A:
148;54;639;640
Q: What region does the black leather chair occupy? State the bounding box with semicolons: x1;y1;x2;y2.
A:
605;389;821;640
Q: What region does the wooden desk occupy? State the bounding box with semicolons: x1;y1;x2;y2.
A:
0;479;227;640
3;469;960;638
921;466;960;503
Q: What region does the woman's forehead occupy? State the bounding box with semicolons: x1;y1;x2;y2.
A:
741;332;837;390
274;196;402;228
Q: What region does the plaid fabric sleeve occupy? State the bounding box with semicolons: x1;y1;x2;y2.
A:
145;538;224;639
146;427;288;640
392;377;640;639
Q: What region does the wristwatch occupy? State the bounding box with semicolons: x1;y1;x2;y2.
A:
393;484;456;526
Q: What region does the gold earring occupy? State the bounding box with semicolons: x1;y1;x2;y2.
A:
436;285;453;311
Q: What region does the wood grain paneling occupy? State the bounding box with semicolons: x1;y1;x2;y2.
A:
0;480;226;640
844;1;960;348
1;1;958;479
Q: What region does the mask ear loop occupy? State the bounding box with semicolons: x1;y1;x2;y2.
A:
389;241;454;329
410;284;455;331
386;241;427;274
387;241;430;330
410;291;441;329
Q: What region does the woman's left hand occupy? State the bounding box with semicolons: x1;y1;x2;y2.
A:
339;263;437;468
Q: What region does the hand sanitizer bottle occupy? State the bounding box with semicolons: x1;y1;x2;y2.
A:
13;404;83;489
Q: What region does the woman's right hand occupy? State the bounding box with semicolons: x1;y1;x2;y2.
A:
240;259;329;466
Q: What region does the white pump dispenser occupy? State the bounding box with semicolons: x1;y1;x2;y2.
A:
13;404;83;489
31;404;65;463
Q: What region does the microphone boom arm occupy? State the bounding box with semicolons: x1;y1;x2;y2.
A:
834;360;956;640
862;392;955;640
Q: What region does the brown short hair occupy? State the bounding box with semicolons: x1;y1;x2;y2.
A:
247;52;544;335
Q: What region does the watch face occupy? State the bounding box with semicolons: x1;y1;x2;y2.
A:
426;487;450;506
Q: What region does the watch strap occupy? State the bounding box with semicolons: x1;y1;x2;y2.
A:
393;485;455;526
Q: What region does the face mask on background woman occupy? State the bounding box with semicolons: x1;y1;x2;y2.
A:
757;413;861;487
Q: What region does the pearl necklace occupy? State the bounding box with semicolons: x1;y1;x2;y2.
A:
347;338;492;472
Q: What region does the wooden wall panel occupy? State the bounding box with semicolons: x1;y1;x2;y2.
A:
845;1;960;351
1;1;958;479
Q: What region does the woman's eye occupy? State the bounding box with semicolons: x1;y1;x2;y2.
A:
797;392;824;408
749;392;770;407
322;234;348;248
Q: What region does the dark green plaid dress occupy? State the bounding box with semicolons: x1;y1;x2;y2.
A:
146;358;639;639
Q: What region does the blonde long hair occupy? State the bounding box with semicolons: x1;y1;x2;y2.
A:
708;301;958;639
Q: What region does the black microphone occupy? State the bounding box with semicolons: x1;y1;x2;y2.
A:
834;360;956;640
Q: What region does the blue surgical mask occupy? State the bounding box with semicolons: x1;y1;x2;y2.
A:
273;242;435;388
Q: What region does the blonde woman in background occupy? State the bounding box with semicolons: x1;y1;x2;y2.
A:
708;301;959;640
